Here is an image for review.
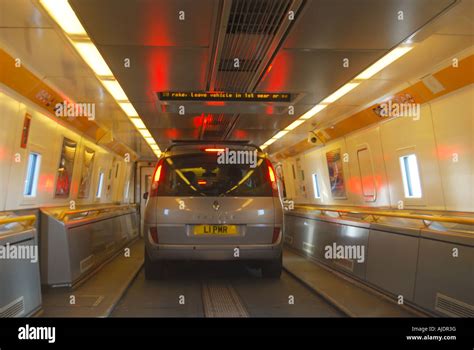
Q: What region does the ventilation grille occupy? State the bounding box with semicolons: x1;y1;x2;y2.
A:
435;293;474;317
199;113;238;140
0;297;25;318
80;255;94;273
214;0;292;91
227;0;288;34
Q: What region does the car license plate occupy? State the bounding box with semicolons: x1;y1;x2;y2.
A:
193;225;238;235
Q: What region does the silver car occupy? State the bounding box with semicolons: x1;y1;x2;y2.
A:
143;142;284;279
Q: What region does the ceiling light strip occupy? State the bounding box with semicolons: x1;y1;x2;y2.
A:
356;46;413;80
72;41;113;76
40;0;87;36
321;82;360;104
260;44;413;151
40;0;161;156
101;79;128;101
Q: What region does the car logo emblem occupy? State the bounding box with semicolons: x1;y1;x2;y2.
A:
212;201;220;211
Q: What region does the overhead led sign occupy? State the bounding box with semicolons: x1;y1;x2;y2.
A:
158;91;291;102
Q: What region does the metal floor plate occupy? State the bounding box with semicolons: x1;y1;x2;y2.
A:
202;282;249;317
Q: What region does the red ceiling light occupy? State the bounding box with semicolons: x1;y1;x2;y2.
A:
233;129;247;139
166;128;178;139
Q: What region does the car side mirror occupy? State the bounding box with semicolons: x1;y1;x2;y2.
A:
143;192;149;200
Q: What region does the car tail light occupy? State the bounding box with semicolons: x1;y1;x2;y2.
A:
265;159;278;196
268;165;276;182
150;158;165;197
272;227;281;244
149;226;158;244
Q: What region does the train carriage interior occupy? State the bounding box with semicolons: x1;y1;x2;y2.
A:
0;0;473;343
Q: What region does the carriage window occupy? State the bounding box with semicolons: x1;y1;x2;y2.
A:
24;152;41;197
399;154;422;198
124;180;130;201
115;162;120;178
312;173;321;199
96;172;105;198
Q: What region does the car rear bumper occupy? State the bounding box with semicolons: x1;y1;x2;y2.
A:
146;242;282;261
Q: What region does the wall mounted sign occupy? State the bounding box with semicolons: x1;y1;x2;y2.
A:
326;148;347;199
54;137;77;198
20;113;32;149
78;147;95;199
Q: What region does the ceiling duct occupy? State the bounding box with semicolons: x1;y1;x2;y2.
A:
199;113;238;140
209;0;304;92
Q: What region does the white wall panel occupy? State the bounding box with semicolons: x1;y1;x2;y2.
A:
380;104;445;210
294;154;309;203
345;126;391;207
281;84;473;212
0;91;20;211
0;85;131;210
282;158;297;200
430;84;474;211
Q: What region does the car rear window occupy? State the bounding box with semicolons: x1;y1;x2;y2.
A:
155;152;273;197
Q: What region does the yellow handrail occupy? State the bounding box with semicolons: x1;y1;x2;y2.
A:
0;215;36;227
58;204;133;220
294;205;474;226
